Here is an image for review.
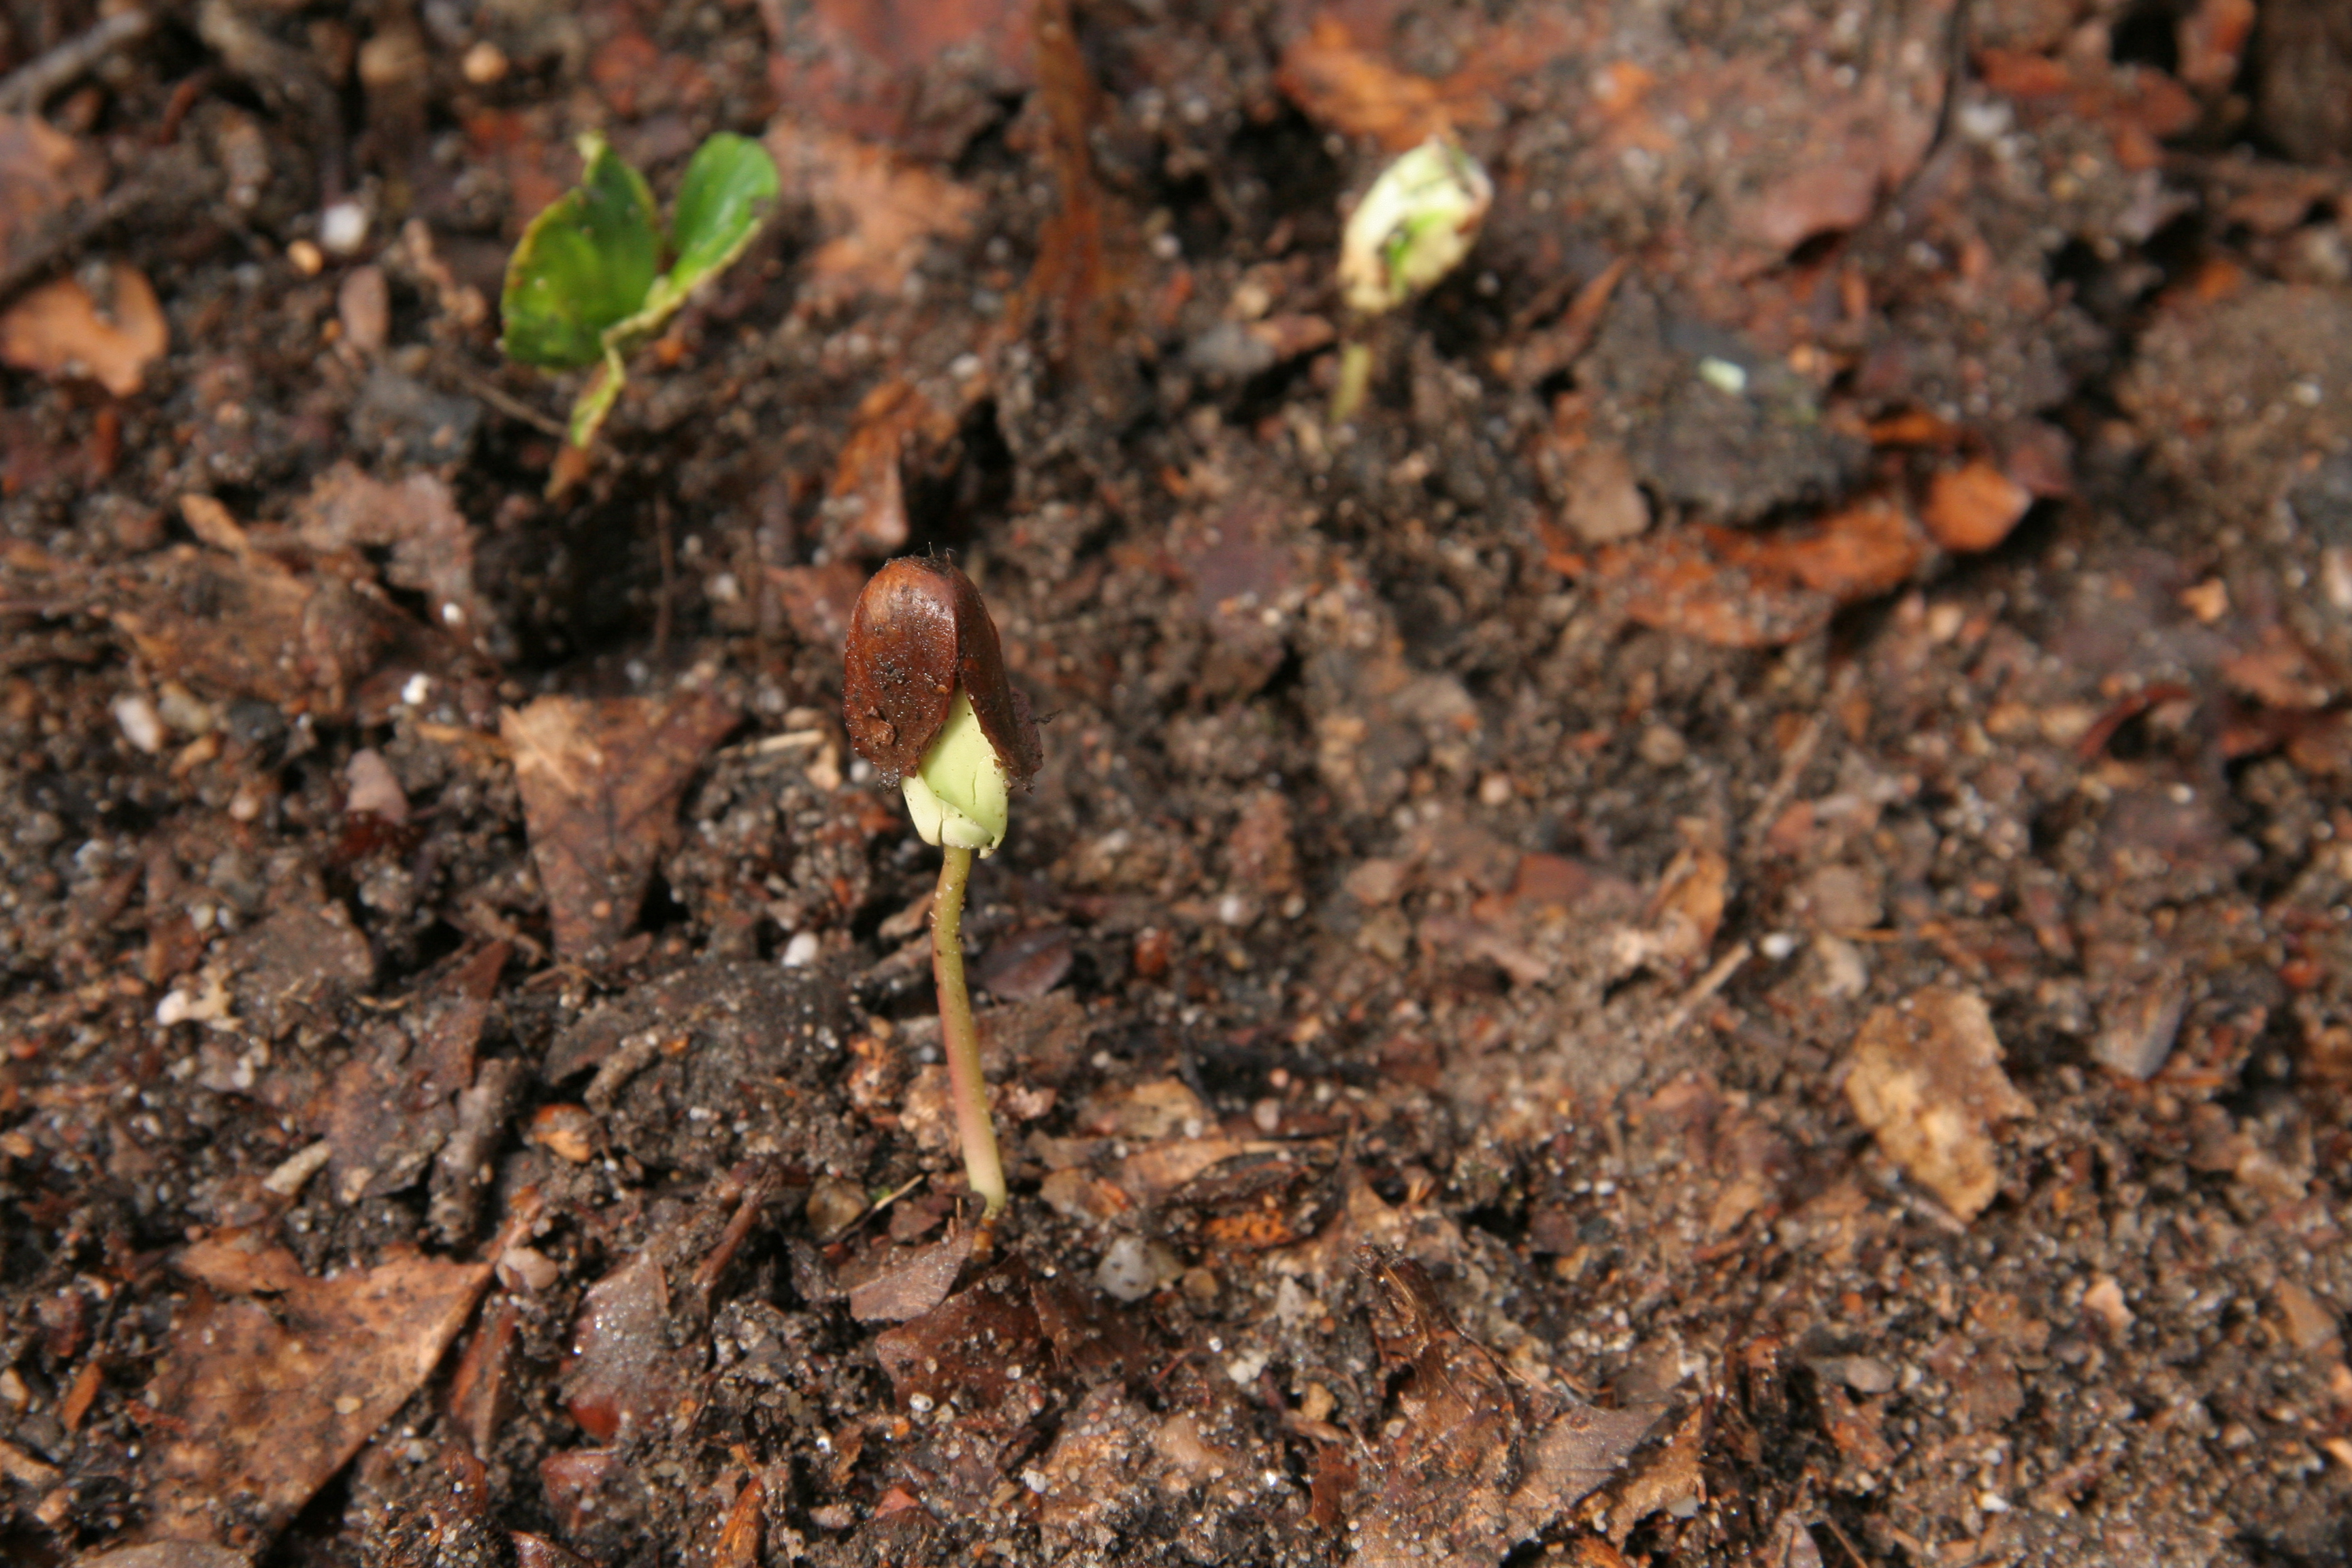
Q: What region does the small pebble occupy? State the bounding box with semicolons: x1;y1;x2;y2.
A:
1095;1235;1157;1303
528;1104;596;1164
461;40;509;84
803;1175;867;1240
498;1245;561;1293
321;201;370;257
338;265;390;355
344;748;409;822
287;239;325;276
114;693;163;754
1637;724;1689;768
154;683;214;736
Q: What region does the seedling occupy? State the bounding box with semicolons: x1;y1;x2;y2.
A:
1330;135;1492;421
843;559;1043;1224
500;130;780;455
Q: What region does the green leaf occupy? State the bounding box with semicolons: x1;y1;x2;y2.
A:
621;132;780;335
665;133;780;297
499;133;662;369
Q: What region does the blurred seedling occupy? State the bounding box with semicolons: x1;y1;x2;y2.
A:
500;130;779;476
1330;135;1492;422
843;559;1043;1232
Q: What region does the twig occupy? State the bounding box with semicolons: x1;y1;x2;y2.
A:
0;8;152;113
1820;1514;1873;1568
436;362;568;438
1654;941;1753;1043
1744;663;1855;855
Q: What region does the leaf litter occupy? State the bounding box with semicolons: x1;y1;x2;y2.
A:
2;0;2351;1565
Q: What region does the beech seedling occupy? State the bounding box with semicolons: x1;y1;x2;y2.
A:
500;130;779;454
1329;135;1492;421
844;559;1042;1224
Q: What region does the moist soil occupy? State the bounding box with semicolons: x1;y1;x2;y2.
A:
4;1;2352;1565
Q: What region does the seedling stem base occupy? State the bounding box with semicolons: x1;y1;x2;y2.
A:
932;844;1008;1224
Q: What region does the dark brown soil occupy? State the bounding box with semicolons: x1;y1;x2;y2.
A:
3;2;2352;1566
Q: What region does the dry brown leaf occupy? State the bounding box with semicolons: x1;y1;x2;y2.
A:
1844;988;2033;1220
1923;461;2034;553
1598;502;1927;649
870;1258;1043;1401
824;379;956;557
768;0;1034;156
94;544;424;721
561;1251;690;1442
764;122;979;309
843;1227;975;1324
1722;499;1927;600
1;261;167;396
2221;626;2333;710
713;1470;765;1568
501;690;738;960
1276;17;1479;150
294;464;485;644
1351;1250;1659;1565
1597;531;1827;649
145;1246;492;1546
1276;12;1575;151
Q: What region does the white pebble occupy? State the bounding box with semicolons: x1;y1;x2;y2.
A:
114;693;164;754
1094;1235;1156;1303
320;201;370;256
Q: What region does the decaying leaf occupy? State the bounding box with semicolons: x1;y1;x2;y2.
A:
1277;18;1484;150
1844;987;2034;1220
766;0;1034;157
145;1244;492;1546
502;690;738;959
217;895;377;1042
89;540;435;723
1350;1249;1659;1565
1923;461;2034;553
320;941;507;1209
824;379;957;558
1595;502;1927;649
1019;0;1142;423
764;122;979;310
562;1251;690;1443
0;261;168;395
870;1255;1041;1396
844;1226;975;1324
293;464;486;647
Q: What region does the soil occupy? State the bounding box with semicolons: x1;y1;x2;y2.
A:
3;1;2352;1566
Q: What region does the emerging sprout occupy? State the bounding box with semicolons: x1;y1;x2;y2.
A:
844;558;1042;1224
500;131;779;462
1337;136;1493;316
1329;135;1493;422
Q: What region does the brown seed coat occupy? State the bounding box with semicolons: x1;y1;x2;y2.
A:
843;557;1042;787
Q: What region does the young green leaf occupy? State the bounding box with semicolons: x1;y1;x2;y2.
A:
661;133;780;302
616;133;781;342
499;133;661;370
